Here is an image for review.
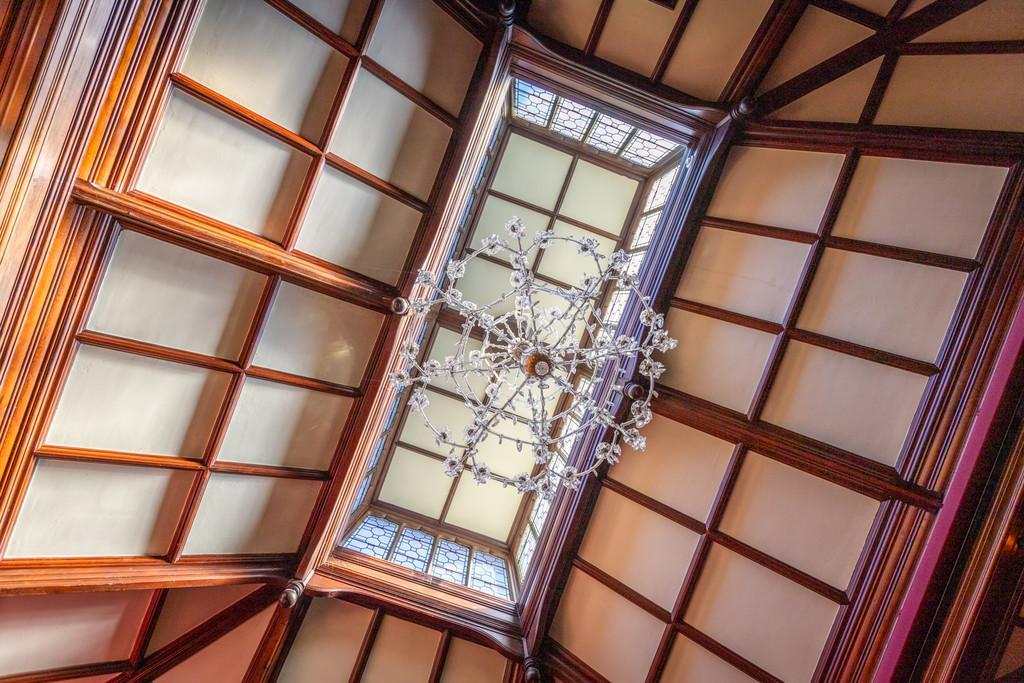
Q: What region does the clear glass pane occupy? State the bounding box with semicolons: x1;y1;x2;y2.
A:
585;113;633;154
391;527;434;572
622;129;679;167
470;551;511;599
343;515;399;559
429;539;470;584
512;80;556;126
550;98;596;141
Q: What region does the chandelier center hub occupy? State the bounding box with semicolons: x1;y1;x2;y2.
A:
523;352;552;378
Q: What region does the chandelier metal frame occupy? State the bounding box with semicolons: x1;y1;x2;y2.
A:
391;216;676;497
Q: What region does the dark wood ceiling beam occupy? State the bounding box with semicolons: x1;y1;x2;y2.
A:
243;598;311;683
897;40;1024;55
651;0;699;83
719;0;808;105
810;0;885;30
0;660;131;683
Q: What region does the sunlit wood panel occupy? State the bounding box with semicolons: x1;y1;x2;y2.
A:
774;57;882;123
719;453;879;588
579;488;700;609
661;634;755;683
378;447;452;518
182;474;320;555
445;477;522;541
761;341;928;465
88;231;266;359
0;590;152;676
277;599;374;682
759;7;872;92
289;0;371;43
707;146;846;233
833;155;1007;258
361;616;441;683
296;166;422;286
675;226;810;323
685;547;839;682
366;0;481;115
537;221;617;285
46;345;231;457
662;0;773;101
611;415;733;522
253;282;383;387
491;133;572;210
661;309;776;413
182;0;347;138
440;638;507;683
551;568;664;682
154;607;274;682
218;378;352;471
7;459;192;558
558;160;639;235
146;584;259;654
595;0;686;77
799;249;967;362
875;54;1024;132
330;68;451;200
137;89;309;242
526;0;602;50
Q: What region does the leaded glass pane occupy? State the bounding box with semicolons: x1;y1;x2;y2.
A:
343;515;398;559
603;288;630;327
512;80;555;126
623;129;679;167
391;527;434;572
429;538;470;583
530;494;552;529
352;472;372;509
626;250;645;277
516;530;537;577
631;211;661;249
550;99;596;141
470;551;511;599
644;166;679;211
585;114;633;154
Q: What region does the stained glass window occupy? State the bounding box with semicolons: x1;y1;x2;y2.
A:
392;527;434;572
622;129;678;167
352;471;373;509
586;114;633;154
516;530;536;577
550;99;596;141
631;212;661;250
343;515;399;559
626;251;645;277
603;288;630;327
470;551;511;600
645;165;679;211
430;538;470;584
512;80;556;126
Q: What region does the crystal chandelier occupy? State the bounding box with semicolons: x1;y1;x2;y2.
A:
391;217;677;497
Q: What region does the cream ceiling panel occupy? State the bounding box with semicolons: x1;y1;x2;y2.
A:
551;568;665;682
833;155;1006;258
537;221;617;286
46;345;230;458
759;7;872;92
183;474;320;555
662;0;773;101
707;146;846;233
155;607;274;682
845;0;897;14
875;54;1024;132
379;447;452;518
685;547;839;682
661;309;776;413
761;341;928;465
0;590;152;676
253;282;383;387
289;0;370;43
579;488;700;610
367;0;481;115
774;57;882;123
218;378;353;471
902;0;937;15
361;616;441;683
137;89;308;242
471;195;549;266
675;226;810;323
491;133;572;210
7;459;192;558
88;231;266;359
799;249;967;362
559;160;638;235
424;328;487;397
331;68;452;200
915;0;1024;42
611;415;733;522
595;0;686;77
440;638;507;683
660;634;756;683
297;165;422;286
182;0;347;138
454;259;516;316
527;0;601;49
278;599;374;682
445;477;522;541
719;453;879;589
146;584;259;654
